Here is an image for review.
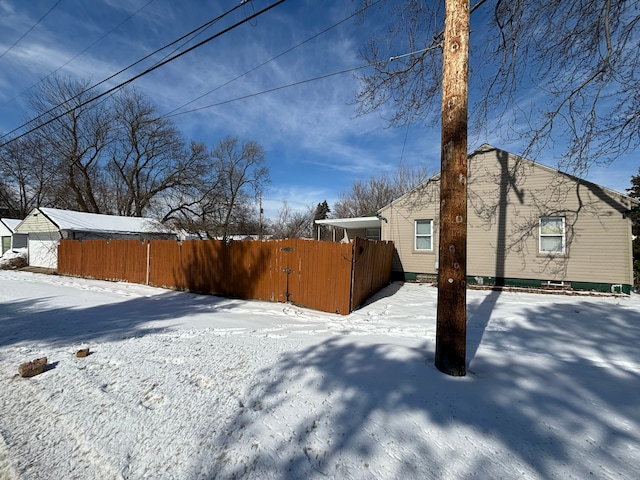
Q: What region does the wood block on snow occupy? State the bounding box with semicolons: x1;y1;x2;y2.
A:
18;357;47;378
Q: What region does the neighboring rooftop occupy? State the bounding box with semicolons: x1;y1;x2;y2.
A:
37;207;170;234
0;218;21;232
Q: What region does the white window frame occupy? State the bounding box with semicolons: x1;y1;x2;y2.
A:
539;216;566;254
365;228;381;241
414;219;433;251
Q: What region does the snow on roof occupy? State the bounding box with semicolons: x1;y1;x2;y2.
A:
38;208;171;234
315;216;382;230
0;218;21;232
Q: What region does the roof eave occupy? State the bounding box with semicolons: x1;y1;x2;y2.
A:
315;216;382;229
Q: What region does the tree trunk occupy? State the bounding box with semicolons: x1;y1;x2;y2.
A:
435;0;469;376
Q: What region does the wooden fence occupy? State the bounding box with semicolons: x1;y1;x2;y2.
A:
58;237;394;314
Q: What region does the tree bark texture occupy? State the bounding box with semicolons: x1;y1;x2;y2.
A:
435;0;469;376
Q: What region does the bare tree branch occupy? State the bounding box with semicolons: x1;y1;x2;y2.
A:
355;0;639;170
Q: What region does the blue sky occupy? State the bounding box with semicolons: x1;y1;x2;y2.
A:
0;0;637;220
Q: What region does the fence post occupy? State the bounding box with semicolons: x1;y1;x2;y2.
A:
146;241;150;286
349;238;357;312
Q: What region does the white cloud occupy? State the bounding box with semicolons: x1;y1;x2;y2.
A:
262;184;335;220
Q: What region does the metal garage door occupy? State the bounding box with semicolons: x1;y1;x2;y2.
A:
28;232;60;269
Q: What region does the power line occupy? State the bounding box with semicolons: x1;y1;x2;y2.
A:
0;0;254;144
0;0;287;149
1;0;486;148
0;0;63;60
388;0;488;62
163;43;441;118
1;0;156;109
76;0;238;118
164;0;385;119
164;64;372;117
151;2;231;68
165;0;489;120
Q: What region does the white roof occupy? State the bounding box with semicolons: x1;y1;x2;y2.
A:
315;216;382;230
0;218;21;232
38;208;170;234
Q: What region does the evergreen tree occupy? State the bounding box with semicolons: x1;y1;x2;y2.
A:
313;200;331;240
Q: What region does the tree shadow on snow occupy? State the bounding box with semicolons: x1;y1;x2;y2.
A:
0;290;242;348
196;297;640;479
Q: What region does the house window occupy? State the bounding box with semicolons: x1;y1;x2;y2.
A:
539;216;565;254
414;219;433;251
365;228;381;241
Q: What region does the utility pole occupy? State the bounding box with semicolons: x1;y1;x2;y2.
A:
435;0;469;376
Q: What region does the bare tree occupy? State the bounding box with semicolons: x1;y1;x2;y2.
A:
0;136;58;217
357;0;639;170
6;76;221;221
333;177;397;218
271;201;315;239
333;164;429;218
480;0;639;172
0;178;20;217
152;140;210;229
206;137;269;240
163;137;269;239
109;89;205;217
27;76;112;213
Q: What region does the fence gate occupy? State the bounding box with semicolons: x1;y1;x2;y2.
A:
278;239;353;315
279;242;295;303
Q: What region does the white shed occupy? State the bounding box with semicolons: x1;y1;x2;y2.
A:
15;208;177;269
0;218;28;255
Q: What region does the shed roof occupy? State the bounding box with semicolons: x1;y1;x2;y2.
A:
0;218;21;232
37;208;171;235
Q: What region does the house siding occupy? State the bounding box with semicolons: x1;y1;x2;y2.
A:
0;223;11;238
380;146;635;289
15;209;62;268
15;209;60;234
2;219;28;253
381;180;441;274
0;222;11;254
28;231;60;269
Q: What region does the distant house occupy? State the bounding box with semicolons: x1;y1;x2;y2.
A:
317;145;639;294
0;218;28;255
15;207;178;269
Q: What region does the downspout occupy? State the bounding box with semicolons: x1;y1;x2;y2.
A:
376;213;388;242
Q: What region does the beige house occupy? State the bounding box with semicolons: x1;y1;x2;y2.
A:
318;145;638;294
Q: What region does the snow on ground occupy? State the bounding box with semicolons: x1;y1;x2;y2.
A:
0;270;639;480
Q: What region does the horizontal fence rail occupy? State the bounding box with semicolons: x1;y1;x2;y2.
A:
58;237;394;315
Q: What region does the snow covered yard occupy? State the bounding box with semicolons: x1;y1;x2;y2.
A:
0;270;639;480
